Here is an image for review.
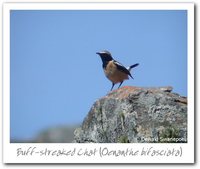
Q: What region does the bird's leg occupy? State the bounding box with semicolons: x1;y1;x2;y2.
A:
110;83;115;91
118;81;124;89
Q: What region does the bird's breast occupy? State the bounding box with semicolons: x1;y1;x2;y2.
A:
104;61;129;84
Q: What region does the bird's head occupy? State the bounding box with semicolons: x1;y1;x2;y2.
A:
96;50;113;62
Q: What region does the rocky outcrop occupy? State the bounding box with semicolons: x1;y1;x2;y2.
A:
74;86;187;143
35;126;78;143
11;125;78;143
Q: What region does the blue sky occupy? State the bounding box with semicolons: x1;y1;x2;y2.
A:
10;10;187;140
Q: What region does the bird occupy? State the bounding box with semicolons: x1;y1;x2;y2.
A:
96;50;139;91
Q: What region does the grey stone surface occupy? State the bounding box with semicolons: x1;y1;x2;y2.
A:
74;86;187;143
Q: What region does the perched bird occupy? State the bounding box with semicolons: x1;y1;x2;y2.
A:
96;50;139;91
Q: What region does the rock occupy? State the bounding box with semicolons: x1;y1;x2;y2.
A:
11;125;79;143
34;125;79;143
74;86;187;143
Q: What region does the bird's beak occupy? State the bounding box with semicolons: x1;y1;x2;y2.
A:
96;52;100;55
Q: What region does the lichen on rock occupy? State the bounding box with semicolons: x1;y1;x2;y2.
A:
74;86;187;143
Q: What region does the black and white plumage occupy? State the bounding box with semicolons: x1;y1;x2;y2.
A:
96;50;139;91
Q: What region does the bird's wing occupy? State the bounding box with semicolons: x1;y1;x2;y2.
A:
113;60;133;78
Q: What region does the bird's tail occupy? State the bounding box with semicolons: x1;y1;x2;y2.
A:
127;63;139;71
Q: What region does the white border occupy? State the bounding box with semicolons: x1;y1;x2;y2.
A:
3;2;194;163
